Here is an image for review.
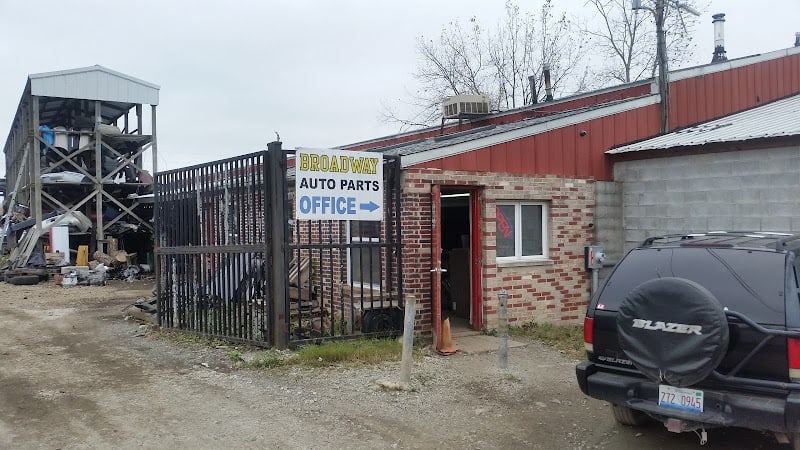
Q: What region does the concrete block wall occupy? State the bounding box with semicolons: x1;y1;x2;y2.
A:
593;181;624;284
401;168;595;332
614;145;800;250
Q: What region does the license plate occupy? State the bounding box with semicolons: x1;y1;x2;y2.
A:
658;385;703;413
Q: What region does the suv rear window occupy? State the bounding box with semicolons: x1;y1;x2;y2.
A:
597;247;786;325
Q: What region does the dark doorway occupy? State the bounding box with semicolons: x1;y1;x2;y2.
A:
440;190;478;329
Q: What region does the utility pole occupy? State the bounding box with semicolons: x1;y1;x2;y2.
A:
655;0;668;133
633;0;700;134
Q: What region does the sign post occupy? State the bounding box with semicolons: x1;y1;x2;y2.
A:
295;148;383;221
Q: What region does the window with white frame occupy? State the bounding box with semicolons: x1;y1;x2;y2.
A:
348;221;382;286
495;202;548;261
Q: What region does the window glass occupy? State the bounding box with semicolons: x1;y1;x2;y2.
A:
496;205;515;258
496;202;547;260
351;221;381;239
521;204;543;256
349;221;382;286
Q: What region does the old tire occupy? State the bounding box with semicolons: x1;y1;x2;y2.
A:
4;268;48;281
7;274;41;285
611;403;649;426
617;277;729;388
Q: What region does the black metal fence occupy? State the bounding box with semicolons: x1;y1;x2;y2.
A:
155;143;403;347
155;151;273;345
284;150;404;346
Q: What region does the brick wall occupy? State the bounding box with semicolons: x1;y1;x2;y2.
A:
401;168;595;332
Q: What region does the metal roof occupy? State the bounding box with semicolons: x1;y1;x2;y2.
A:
29;65;159;105
362;96;659;167
4;66;160;157
607;94;800;155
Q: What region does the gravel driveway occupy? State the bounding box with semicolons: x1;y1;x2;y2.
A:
0;280;785;449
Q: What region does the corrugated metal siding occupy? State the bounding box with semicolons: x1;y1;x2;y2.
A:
414;53;799;181
669;53;800;129
30;66;159;105
414;105;660;180
608;94;800;154
345;83;651;152
357;50;800;182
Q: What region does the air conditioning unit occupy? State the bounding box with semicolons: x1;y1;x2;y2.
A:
442;95;490;120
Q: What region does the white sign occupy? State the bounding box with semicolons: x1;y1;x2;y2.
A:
295;148;383;221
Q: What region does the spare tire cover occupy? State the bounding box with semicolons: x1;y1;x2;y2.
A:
617;277;728;387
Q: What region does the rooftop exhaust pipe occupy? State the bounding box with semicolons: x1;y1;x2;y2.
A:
795;32;800;47
711;13;728;63
528;75;537;104
543;63;553;102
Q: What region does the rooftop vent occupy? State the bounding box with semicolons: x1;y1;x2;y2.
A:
711;13;728;63
442;95;490;120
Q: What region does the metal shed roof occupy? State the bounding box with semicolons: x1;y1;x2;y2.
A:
361;95;659;167
4;65;160;157
28;65;159;105
607;94;800;154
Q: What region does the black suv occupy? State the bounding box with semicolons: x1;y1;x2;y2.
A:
576;232;800;448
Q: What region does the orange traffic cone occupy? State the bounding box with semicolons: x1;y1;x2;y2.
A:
437;318;458;355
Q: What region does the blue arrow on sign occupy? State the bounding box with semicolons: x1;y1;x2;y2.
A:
359;201;380;212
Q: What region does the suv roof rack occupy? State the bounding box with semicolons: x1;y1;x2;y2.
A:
641;231;800;251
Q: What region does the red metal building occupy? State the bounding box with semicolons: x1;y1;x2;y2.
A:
340;46;800;345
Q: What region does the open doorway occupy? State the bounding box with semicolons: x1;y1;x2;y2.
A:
438;188;482;332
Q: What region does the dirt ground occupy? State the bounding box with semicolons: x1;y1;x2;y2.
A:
0;279;788;449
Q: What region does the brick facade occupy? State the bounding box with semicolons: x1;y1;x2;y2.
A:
401;168;595;332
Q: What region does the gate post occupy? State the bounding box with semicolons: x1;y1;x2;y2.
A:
268;141;289;348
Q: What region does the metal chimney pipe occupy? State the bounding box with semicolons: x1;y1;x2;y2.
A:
795;32;800;47
543;63;553;102
528;75;537;104
711;13;728;63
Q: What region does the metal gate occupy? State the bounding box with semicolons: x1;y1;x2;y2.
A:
155;150;274;345
282;148;404;346
155;142;403;347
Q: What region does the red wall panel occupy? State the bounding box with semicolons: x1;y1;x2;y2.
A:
548;128;564;175
507;140;522;173
396;52;800;181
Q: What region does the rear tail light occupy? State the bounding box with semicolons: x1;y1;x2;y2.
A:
584;317;594;353
788;338;800;381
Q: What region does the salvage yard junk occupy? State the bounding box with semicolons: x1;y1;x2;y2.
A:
1;65;158;278
155;143;405;348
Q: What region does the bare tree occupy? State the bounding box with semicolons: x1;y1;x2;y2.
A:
488;1;590;109
582;0;702;86
381;1;590;130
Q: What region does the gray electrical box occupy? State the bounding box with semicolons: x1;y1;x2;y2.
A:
585;246;605;270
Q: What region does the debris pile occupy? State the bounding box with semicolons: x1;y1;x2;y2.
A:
0;236;152;286
123;296;157;324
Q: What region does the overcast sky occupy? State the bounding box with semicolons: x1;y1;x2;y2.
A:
1;0;799;175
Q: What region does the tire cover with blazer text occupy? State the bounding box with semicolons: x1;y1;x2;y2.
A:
616;277;729;388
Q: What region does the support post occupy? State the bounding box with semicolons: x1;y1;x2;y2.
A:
136;104;144;168
498;289;508;370
151;105;158;175
399;295;417;384
268;141;288;348
94;100;104;245
32;96;42;236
